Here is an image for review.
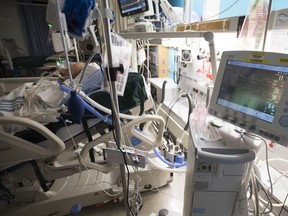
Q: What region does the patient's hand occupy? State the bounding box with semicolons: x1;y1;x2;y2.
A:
59;62;85;81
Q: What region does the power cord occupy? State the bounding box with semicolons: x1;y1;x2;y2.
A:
242;132;274;215
278;193;288;216
111;108;135;216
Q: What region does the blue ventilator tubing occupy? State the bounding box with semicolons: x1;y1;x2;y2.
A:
71;203;82;215
153;148;186;168
67;91;85;124
61;86;186;169
174;153;185;163
60;85;112;125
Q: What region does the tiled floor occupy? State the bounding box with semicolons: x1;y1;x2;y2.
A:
69;173;185;216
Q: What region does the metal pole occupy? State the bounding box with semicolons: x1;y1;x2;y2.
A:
101;1;130;215
262;0;272;51
56;0;74;87
183;0;191;23
73;38;79;62
120;31;217;78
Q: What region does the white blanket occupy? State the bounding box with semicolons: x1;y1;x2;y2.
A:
0;79;64;132
0;62;102;132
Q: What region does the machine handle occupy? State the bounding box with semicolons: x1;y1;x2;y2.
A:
196;148;255;164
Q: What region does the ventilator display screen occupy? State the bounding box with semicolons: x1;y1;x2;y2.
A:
216;60;288;123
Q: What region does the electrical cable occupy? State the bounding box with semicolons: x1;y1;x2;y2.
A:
112;123;135;215
164;95;182;130
253;159;288;209
259;183;273;213
78;51;97;85
61;118;122;197
247;180;253;200
163;93;192;132
61;117;87;191
160;80;167;104
202;0;240;21
278;193;288;216
182;93;193;131
149;90;190;170
244;132;274;215
252;170;260;216
257;140;273;215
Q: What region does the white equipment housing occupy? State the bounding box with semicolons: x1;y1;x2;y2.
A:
183;116;261;216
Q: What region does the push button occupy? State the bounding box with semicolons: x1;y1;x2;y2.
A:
223;115;229;120
283;108;288;113
274;136;280;142
249;125;256;131
279;115;288;127
239;122;246;127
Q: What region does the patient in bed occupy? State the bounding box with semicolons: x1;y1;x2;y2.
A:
0;62;103;132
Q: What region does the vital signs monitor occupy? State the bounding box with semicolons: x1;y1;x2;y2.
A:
209;51;288;146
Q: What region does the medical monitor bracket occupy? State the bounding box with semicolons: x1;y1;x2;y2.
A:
209;51;288;146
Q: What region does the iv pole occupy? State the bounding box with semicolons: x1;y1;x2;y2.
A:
262;0;272;51
100;1;131;215
56;0;130;214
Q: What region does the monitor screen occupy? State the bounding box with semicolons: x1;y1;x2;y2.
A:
217;60;288;123
209;51;288;146
118;0;153;17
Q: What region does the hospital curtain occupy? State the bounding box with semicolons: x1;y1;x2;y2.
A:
17;0;54;56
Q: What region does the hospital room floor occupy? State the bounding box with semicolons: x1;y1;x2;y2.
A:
68;173;185;216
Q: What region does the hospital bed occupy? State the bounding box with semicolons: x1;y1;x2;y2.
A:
0;72;173;216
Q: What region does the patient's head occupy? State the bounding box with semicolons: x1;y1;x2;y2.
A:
59;62;85;81
59;62;103;105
